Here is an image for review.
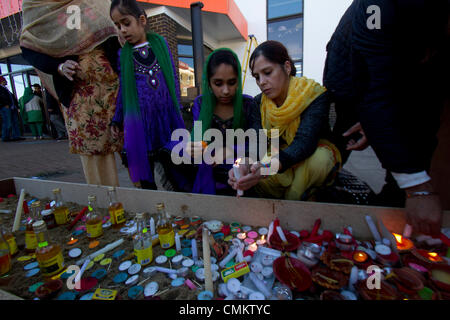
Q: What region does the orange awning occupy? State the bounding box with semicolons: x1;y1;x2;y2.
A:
139;0;247;41
0;0;22;19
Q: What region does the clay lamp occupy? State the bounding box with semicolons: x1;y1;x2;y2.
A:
35;279;63;300
386;267;424;295
335;233;355;251
356;280;399;300
412;249;445;265
352;250;370;267
311;267;348;290
393;233;414;252
273;255;312;292
429;264;450;293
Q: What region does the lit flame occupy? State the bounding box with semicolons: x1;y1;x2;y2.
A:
429;252;438;258
261;235;265;241
393;233;403;244
235;158;242;166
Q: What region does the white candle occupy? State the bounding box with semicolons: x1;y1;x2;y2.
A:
219;247;237;268
175;232;181;252
267;221;274;245
12;189;25;232
256;235;266;245
365;216;382;242
247;243;258;252
233;159;244;196
375;244;391;256
237;232;246;240
154;266;177;274
276;226;288;243
191;238;198;261
403;224;413;238
202;227;214;294
75;259;90;287
149;217;155;236
249;272;272;298
76;238;124;266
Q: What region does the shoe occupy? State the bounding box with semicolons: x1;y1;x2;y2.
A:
38;136;43;140
33;137;37;140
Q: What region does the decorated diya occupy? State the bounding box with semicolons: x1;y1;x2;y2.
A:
273;256;312;292
429;264;450;292
311;267;348;290
387;267;424;295
35;279;63;300
320;251;354;274
412;249;445;265
356;280;399;300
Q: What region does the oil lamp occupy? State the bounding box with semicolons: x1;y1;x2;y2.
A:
393;233;414;251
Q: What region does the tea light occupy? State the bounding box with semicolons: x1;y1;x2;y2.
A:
258;227;268;236
256;235;267;246
67;237;78;245
393;233;414;251
250;261;263;273
68;248;82;258
244;238;255;245
247;242;258;252
427;252;444;263
353;251;369;263
191;239;198;261
237;233;246;240
247;231;258;239
375;244;392;256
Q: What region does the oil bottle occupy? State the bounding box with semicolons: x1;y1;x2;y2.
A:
107;187;125;228
156;203;174;249
0;217;18;256
52;188;69;225
25;201;40;253
0;227;11;277
33;220;64;279
133;212;153;266
86;195;103;239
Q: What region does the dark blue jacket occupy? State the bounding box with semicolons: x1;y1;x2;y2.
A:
323;0;448;174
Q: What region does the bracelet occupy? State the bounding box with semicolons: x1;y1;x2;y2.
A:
58;63;64;74
406;191;438;198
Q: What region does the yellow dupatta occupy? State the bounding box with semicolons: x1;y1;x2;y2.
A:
260;76;327;145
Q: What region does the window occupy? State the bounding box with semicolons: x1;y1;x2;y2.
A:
267;0;303;77
177;43;195;97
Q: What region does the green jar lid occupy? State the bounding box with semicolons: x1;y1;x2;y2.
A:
165;249;177;258
230;222;241;228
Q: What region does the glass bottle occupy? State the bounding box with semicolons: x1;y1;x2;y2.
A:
107;187;126;228
0;218;18;256
25;201;40;253
33;220;64;279
156;203;174;249
0;228;11;277
52;188;69;225
133;212;153;266
86;195;103;240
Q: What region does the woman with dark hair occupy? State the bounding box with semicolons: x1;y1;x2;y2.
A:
184;48;257;195
228;41;341;200
20;0;122;186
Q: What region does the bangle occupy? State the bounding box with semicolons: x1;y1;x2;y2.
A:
406;191;438;198
58;63;64;74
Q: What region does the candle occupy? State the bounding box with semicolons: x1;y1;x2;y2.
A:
150;217;155;236
403;224;413;238
175;232;181;253
12;189;25;232
233;158;244;196
374;244;391;256
191;239;198;261
247;242;258;252
219;247;237;268
256;235;266;246
427;252;444;263
202;227;214;294
365;215;382;242
353;251;368;263
276;226;288;243
75;259;91;287
67;237;78;245
237;232;246;240
393;233;414;251
76;239;124;266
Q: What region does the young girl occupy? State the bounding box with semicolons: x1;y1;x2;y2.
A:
186;48;257;195
110;0;185;190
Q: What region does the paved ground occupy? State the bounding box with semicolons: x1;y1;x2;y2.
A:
0;135;386;193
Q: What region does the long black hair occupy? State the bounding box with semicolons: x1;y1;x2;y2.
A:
249;40;296;76
110;0;146;19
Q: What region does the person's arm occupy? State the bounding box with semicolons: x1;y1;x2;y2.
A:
20;47;69;75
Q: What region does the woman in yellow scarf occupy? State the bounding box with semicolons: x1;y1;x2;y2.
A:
229;41;341;200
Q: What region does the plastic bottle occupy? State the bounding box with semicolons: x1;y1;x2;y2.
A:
107;187;126;228
156;203;174;249
86;195;103;239
33;220;65;279
133;212;153;266
25;201;40;253
0;217;18;256
52;188;69;225
0;227;11;277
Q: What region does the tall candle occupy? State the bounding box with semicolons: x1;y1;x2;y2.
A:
219;247;238;268
191;238;198;261
175;232;181;252
276;226;288;243
233;159;244;196
150;217;155;236
202;227;214;293
12;189;25;232
365;216;382;242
